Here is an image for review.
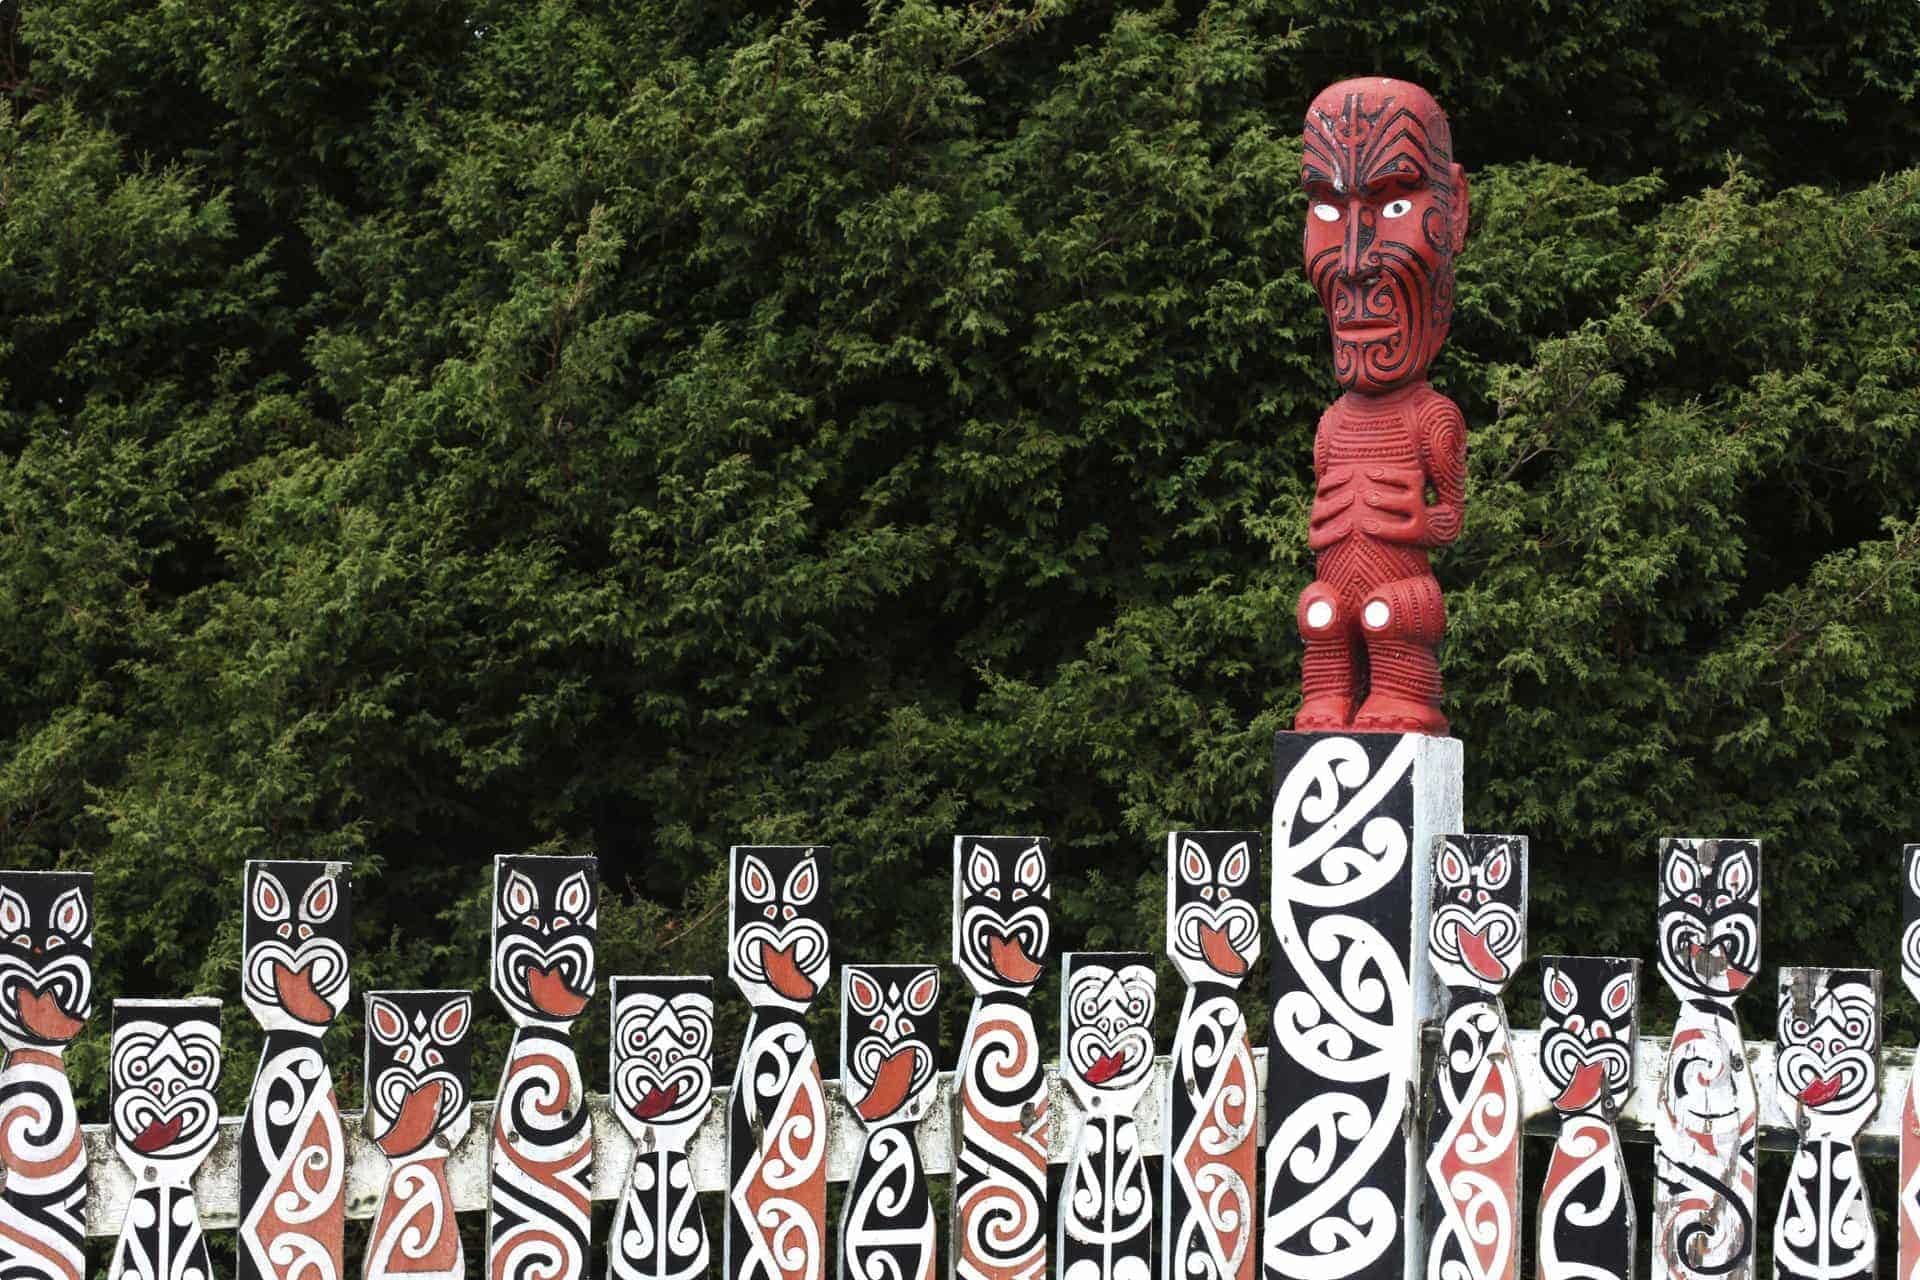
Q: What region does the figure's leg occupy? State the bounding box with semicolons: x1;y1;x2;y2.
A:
1353;574;1449;734
1295;581;1357;730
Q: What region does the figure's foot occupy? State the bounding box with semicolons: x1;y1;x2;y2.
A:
1350;693;1449;736
1293;696;1352;732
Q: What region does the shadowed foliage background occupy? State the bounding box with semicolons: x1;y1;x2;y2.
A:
2;0;1918;1269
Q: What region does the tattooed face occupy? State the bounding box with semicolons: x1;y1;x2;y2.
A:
1656;839;1760;1003
611;977;715;1141
242;860;351;1031
365;991;473;1157
0;871;92;1050
491;855;598;1028
1540;957;1638;1117
1429;836;1524;993
111;1000;222;1176
1301;78;1469;394
842;965;940;1127
729;846;831;1011
1061;954;1156;1106
953;836;1053;995
1166;832;1261;988
1776;969;1879;1127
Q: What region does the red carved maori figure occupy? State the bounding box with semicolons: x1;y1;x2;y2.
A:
1296;78;1470;736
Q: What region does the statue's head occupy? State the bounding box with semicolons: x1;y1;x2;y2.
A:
1302;78;1469;394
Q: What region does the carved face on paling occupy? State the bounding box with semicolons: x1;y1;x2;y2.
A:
0;871;92;1051
1167;832;1261;988
842;965;939;1128
1302;78;1468;394
1776;970;1879;1132
243;860;351;1032
953;836;1053;996
1539;957;1638;1118
491;856;598;1029
365;992;473;1157
611;977;714;1144
111;1001;222;1177
1061;954;1156;1109
730;846;831;1012
1429;836;1525;995
1656;839;1760;1004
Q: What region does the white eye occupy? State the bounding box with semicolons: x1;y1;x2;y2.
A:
1382;199;1413;219
1311;203;1341;222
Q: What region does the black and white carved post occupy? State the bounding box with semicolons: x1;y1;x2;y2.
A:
610;976;716;1280
1266;732;1462;1280
488;854;598;1280
1654;838;1761;1280
363;991;474;1280
108;998;222;1280
240;859;352;1280
726;845;831;1280
951;835;1054;1280
1058;952;1157;1280
1903;846;1920;1280
1424;836;1525;1280
1773;968;1879;1280
840;965;940;1280
1164;831;1262;1280
0;870;91;1280
1537;957;1640;1280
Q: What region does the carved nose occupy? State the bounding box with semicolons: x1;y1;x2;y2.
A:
1340;210;1378;282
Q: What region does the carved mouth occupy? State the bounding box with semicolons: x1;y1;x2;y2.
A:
16;984;84;1042
1456;925;1508;983
760;941;818;1003
1554;1060;1608;1113
986;933;1042;985
526;964;590;1018
632;1083;681;1122
132;1113;184;1155
1085;1052;1126;1086
856;1047;918;1122
272;960;334;1025
1197;924;1248;978
1797;1074;1844;1108
376;1079;446;1157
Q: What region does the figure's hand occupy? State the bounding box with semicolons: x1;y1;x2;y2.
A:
1423;500;1463;546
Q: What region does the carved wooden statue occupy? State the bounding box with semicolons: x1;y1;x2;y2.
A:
108;998;222;1280
726;845;831;1280
1538;957;1639;1280
1164;831;1261;1280
488;854;598;1280
1654;839;1760;1280
0;870;92;1280
240;859;352;1280
951;835;1054;1280
840;965;940;1280
363;990;474;1280
610;976;715;1280
1424;836;1525;1280
1902;845;1920;1280
1294;77;1471;735
1773;968;1878;1280
1058;952;1157;1279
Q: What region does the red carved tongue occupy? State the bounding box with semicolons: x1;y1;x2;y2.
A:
1085;1052;1126;1086
632;1083;681;1122
761;942;818;1003
1725;964;1753;993
986;934;1042;985
527;965;590;1018
1554;1061;1608;1113
272;960;333;1025
1198;925;1248;978
1798;1074;1845;1107
857;1048;919;1122
132;1113;183;1155
376;1079;446;1157
16;986;84;1042
1458;925;1508;983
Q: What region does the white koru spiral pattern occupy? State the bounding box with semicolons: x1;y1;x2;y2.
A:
109;1186;212;1280
365;1156;461;1280
240;1036;345;1280
727;1016;826;1280
842;1126;936;1280
487;1028;593;1280
1538;1116;1630;1280
1424;1001;1518;1280
1776;1141;1873;1280
1165;991;1257;1280
1059;1114;1151;1280
952;998;1049;1280
613;1150;708;1280
0;1047;88;1280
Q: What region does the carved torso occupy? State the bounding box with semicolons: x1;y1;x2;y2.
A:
1309;385;1466;600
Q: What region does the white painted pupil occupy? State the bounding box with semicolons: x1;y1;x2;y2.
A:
1382;198;1413;218
1306;600;1334;629
1363;600;1390;628
1312;203;1340;222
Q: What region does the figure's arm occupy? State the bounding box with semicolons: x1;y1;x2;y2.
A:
1419;395;1467;547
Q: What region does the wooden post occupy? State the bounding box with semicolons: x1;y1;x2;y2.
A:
487;854;598;1280
1058;952;1158;1279
107;998;222;1280
1772;968;1879;1280
1537;956;1640;1280
951;835;1054;1280
0;870;92;1280
1901;845;1920;1280
840;965;940;1280
1654;838;1761;1280
1424;836;1525;1280
1266;732;1463;1280
726;845;831;1280
239;859;351;1280
362;991;474;1280
609;976;715;1280
1163;831;1262;1280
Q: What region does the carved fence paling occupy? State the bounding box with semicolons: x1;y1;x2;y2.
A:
8;745;1920;1280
